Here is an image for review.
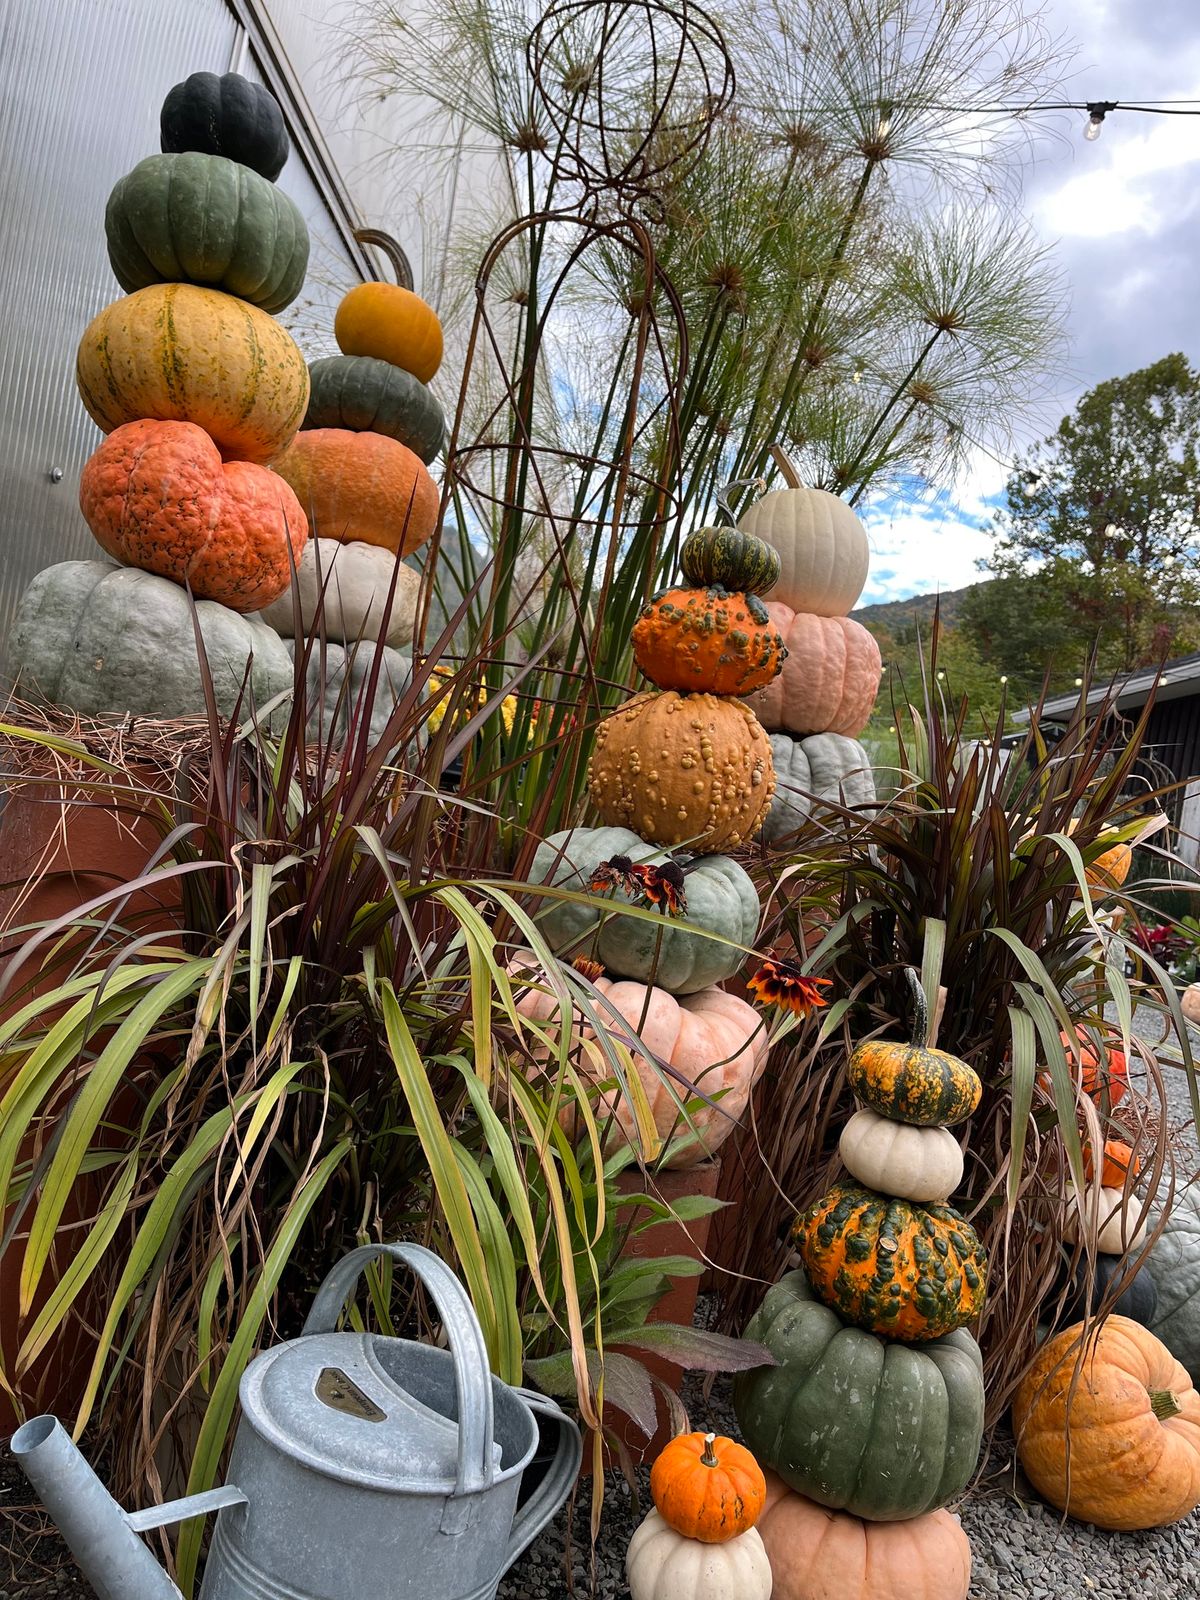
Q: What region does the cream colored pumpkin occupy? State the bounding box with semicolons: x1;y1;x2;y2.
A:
838;1108;963;1203
756;1473;971;1600
1065;1183;1150;1254
627;1509;773;1600
738;468;869;618
743;604;881;737
258;538;420;647
514;963;768;1169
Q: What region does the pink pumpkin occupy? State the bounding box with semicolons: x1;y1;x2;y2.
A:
744;602;880;736
757;1472;972;1600
515;967;767;1169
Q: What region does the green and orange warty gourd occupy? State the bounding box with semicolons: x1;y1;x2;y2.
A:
1015;1317;1200;1529
272;428;439;556
743;603;881;737
79;419;307;611
756;1472;973;1600
587;691;775;851
795;1182;987;1342
76;282;309;465
679;526;781;597
650;1432;767;1543
847;972;982;1128
631;586;786;695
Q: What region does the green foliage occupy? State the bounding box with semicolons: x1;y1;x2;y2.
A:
865;613;1010;739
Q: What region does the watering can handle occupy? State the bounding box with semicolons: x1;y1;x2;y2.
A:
505;1388;583;1570
301;1242;496;1497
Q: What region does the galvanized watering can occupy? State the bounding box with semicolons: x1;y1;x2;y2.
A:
11;1242;582;1600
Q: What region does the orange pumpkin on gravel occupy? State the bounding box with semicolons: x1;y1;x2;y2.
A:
79;419;307;611
650;1432;766;1543
1015;1316;1200;1529
272;428;439;555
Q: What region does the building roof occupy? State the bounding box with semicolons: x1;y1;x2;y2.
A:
1011;652;1200;725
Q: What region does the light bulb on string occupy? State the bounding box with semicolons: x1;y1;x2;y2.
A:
1075;677;1084;687
936;670;945;680
1084;101;1117;142
1000;675;1008;684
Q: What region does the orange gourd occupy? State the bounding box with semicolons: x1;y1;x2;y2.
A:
335;283;443;384
272;428;439;555
1014;1317;1200;1529
743;602;881;737
756;1472;972;1600
76;282;309;465
79;419;307;611
631;587;786;695
1084;1137;1140;1189
650;1432;766;1543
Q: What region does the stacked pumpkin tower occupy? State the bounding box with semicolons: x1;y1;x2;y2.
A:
523;528;788;1168
733;969;988;1600
10;71;316;720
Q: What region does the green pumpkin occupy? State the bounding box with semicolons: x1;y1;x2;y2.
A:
104;153;309;314
679;526;781;596
304;355;444;464
1145;1187;1200;1381
732;1269;985;1520
763;732;875;844
286;639;417;749
10;560;292;722
528;825;758;994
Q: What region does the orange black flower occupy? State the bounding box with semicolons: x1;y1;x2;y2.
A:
572;956;606;982
589;856;688;916
747;958;831;1017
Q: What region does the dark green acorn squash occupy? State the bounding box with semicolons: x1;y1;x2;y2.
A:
732;1269;985;1520
1059;1250;1158;1326
680;526;780;596
105;154;309;314
304;355;444;463
160;71;289;182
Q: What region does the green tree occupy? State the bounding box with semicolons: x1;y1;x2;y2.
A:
981;354;1200;673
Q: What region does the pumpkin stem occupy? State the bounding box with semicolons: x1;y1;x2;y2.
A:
700;1432;719;1467
1150;1388;1182;1421
354;227;416;292
769;443;804;489
714;476;767;524
905;967;930;1047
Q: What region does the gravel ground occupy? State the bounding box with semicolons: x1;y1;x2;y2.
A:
3;1004;1198;1599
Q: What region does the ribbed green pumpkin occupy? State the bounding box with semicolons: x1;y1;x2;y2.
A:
680;526;781;596
105;153;309;314
304;355;444;463
733;1270;985;1520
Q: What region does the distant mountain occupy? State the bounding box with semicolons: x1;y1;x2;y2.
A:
852;584;977;634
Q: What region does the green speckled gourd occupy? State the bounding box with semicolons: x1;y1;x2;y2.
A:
304;355;444;463
762;732;875;844
732;1269;985;1520
848;969;982;1127
794;1182;988;1341
9;560;293;722
1145;1186;1200;1381
679;527;781;596
104;153;309;314
528;825;759;994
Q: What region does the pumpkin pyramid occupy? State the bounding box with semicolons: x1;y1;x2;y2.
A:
8;69;322;722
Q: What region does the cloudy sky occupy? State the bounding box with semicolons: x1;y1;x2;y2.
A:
859;0;1200;605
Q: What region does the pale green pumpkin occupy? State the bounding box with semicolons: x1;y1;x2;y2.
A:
1145;1186;1200;1382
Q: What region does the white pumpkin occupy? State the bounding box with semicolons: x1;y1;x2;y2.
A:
762;732;875;844
839;1108;963;1202
627;1509;773;1600
1065;1183;1150;1254
737;455;869;617
258;538;420;647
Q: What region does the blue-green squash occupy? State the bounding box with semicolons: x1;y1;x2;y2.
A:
304;355;444;463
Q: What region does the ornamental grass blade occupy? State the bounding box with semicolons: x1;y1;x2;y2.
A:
1006;1005;1037;1212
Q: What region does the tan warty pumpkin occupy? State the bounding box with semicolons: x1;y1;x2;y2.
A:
586;690;775;851
1015;1317;1200;1529
76;282;309;465
631;586;786;695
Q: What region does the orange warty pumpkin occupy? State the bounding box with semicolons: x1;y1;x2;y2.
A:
76;282;310;465
79;419;307;611
743;602;881;736
1014;1317;1200;1529
272;428;439;555
756;1472;972;1600
335;282;444;384
650;1432;767;1543
632;587;786;695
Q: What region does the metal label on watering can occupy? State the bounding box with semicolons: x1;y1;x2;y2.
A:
12;1244;581;1600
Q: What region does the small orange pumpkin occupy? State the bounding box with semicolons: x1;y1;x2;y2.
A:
272;428;439;555
1014;1317;1200;1529
79;418;307;611
650;1432;767;1543
1084;1137;1140;1189
631;587;786;695
335;284;443;384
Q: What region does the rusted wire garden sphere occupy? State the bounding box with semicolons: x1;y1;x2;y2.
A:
527;0;734;198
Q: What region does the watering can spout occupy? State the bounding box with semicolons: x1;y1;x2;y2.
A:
10;1415;185;1600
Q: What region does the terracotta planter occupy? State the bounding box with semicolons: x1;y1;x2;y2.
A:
0;767;180;1432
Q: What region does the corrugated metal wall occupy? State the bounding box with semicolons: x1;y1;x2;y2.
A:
0;0;360;651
